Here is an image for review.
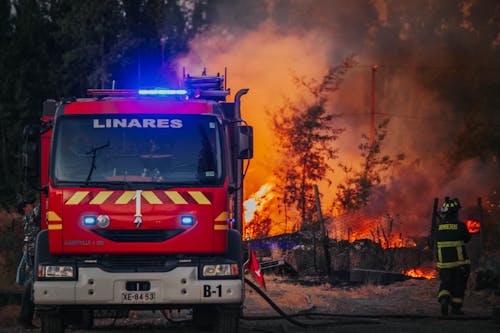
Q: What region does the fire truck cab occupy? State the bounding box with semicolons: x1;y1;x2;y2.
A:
23;73;253;333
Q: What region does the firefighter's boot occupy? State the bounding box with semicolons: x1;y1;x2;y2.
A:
451;302;464;315
439;296;450;316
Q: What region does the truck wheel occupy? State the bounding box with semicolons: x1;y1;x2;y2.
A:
66;309;94;329
192;305;216;330
215;305;240;333
41;314;64;333
80;309;94;329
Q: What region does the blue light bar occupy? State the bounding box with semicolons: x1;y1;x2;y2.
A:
180;215;195;226
83;215;97;226
138;88;188;96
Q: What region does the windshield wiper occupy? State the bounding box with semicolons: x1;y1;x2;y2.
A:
85;141;110;184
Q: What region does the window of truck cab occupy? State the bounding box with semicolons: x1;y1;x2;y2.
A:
51;114;224;187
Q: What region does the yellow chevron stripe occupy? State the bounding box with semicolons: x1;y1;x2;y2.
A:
189;191;211;205
89;191;113;204
165;191;187;204
214;225;228;230
66;191;89;205
48;224;63;230
142;191;162;204
47;211;62;221
215;212;228;221
115;191;135;204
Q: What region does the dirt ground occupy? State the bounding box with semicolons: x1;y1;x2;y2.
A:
0;275;499;332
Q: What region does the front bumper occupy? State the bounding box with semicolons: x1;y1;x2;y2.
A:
34;266;243;306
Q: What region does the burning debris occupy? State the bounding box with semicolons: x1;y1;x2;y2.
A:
248;231;435;285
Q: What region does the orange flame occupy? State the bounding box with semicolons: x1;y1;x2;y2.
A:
332;215;418;249
244;182;275;223
465;219;480;234
404;268;437;280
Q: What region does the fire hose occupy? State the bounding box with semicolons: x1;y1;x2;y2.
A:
242;278;493;329
243;278;380;328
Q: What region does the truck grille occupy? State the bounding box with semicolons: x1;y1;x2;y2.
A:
91;229;184;242
94;255;185;272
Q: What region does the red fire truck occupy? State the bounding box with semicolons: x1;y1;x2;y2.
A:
23;73;253;332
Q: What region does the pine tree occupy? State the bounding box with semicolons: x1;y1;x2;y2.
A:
272;57;356;229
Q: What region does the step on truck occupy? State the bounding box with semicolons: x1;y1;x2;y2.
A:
22;72;253;333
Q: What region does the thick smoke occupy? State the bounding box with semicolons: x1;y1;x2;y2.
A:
176;0;499;237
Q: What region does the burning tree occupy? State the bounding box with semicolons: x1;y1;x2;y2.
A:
335;118;405;213
271;57;356;230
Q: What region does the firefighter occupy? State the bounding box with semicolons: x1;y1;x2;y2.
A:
436;197;471;316
16;194;40;328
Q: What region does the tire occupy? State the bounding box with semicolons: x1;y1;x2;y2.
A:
66;309;94;329
192;305;216;331
80;309;94;329
215;305;240;333
41;314;64;333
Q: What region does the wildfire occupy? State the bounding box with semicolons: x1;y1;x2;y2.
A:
465;219;480;234
244;182;275;223
332;215;419;249
404;268;437;280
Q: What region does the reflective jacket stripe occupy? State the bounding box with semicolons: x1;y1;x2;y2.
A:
437;260;470;269
437;240;464;247
437;240;469;268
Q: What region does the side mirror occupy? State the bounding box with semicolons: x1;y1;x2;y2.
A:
22;142;40;178
237;125;253;159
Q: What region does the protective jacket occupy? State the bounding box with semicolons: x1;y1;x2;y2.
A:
436;217;471;269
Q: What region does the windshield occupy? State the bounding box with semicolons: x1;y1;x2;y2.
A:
52;114;223;187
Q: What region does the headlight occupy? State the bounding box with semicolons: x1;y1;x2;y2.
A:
38;265;75;279
202;264;239;277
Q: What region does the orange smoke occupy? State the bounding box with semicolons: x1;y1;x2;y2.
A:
175;20;332;196
404;268;437;280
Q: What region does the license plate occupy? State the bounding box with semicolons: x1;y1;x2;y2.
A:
121;291;155;303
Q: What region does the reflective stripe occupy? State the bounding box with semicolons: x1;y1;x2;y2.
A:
165;191;188;204
89;191;113;204
189;191;211;205
438;290;450;299
48;224;63;230
142;191;162;204
214;225;228;230
64;190;213;205
215;212;228;221
66;191;89;205
115;191;135;204
47;211;62;221
437;241;467;267
437;260;471;268
437;241;464;247
456;245;464;261
451;297;463;304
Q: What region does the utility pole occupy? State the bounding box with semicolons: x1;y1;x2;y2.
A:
370;64;378;146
